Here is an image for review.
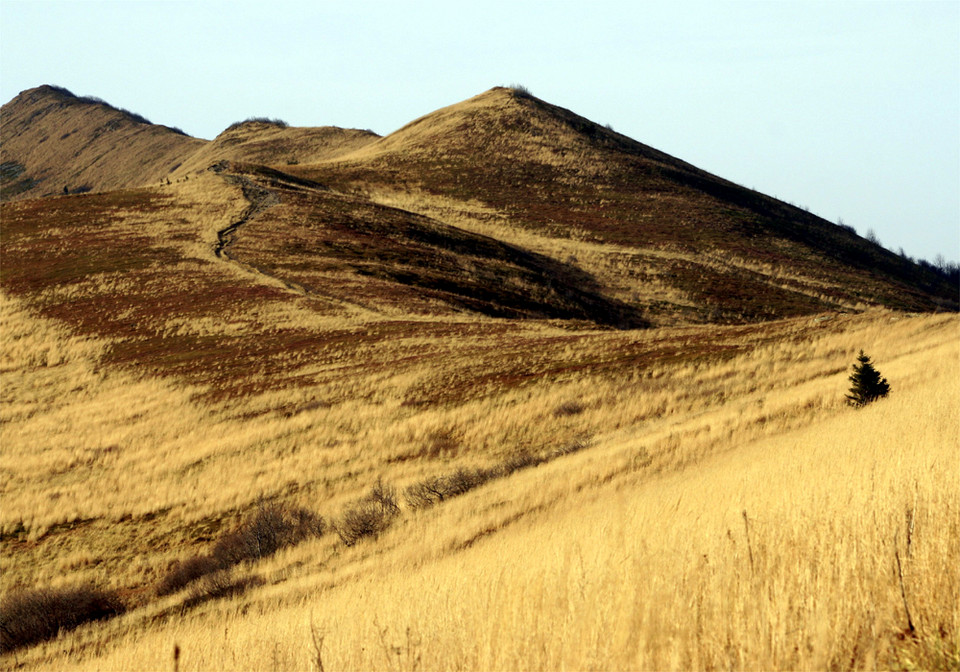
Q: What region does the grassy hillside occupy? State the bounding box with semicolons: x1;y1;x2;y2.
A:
290;87;957;319
168;120;379;179
1;84;957;670
0;85;204;199
2;85;955;323
2;297;956;669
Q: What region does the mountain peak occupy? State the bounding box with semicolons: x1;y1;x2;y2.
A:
1;85;202;199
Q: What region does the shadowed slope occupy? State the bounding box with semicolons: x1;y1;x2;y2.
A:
0;86;204;199
0;163;645;412
216;161;647;326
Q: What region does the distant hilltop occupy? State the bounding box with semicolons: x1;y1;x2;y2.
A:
2;83;957;322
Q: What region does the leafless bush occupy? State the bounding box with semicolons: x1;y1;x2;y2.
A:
156;554;220;596
553;400;585;417
552;435;592;457
0;585;124;653
118;108;151;125
182;571;264;610
367;478;400;516
212;503;324;567
497;449;545;476
225;117;289;132
405;467;496;510
405;477;446;509
445;467;489;497
335;479;400;546
157;503;323;596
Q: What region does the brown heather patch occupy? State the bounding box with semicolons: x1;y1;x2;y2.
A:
222;175;646;326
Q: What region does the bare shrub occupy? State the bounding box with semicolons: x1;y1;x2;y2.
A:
118;108;151;125
158;503;323;596
212;503;324;567
498;449;545;476
552;435;592;457
403;436;594;511
335;502;392;546
405;477;447;509
444;467;488;497
553;400;585;417
367;478;400;516
156;554;219;596
405;467;492;510
0;585;124;653
182;571;264;610
335;479;400;546
224;117;289;132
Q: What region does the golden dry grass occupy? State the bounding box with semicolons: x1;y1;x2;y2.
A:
169;123;378;180
3;301;956;670
0;86;203;199
2;85;958;671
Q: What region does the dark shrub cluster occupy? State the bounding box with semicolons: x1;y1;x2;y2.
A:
552;435;591;458
334;479;401;546
157;503;323;596
181;571;265;610
117;108;151;125
508;84;534;98
71;92;152;124
553;400;585;417
0;585;124;653
212;504;323;566
224;117;289;132
498;448;547;475
405;466;496;509
405;437;592;511
46;84;77;98
156;554;220;596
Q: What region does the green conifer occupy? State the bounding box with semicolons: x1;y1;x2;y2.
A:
846;350;890;407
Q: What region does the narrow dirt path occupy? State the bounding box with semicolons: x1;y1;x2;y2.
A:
206;162;377;313
211;164;279;260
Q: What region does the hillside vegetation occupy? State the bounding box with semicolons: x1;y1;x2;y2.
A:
0;85;202;199
2;295;956;669
1;84;957;670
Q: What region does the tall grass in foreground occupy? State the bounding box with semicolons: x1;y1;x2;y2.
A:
40;320;957;671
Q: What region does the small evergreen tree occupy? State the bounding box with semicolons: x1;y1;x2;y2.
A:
846;350;890;407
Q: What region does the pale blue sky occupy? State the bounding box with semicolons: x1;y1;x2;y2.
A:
2;1;957;265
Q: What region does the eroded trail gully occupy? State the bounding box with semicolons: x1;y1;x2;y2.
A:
212;167;278;261
207;164;374;311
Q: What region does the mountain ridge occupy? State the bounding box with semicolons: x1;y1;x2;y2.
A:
0;85;203;198
2;84;956;324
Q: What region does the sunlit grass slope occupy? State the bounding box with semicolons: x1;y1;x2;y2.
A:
0;85;203;199
2;84;958;671
5;310;956;671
